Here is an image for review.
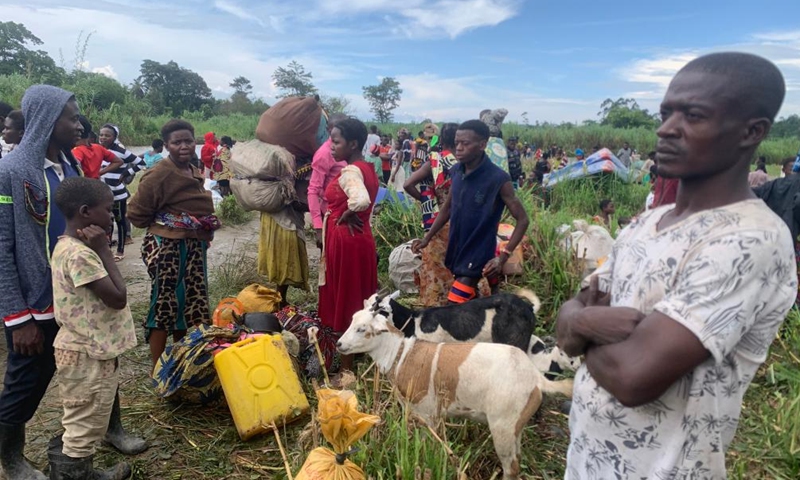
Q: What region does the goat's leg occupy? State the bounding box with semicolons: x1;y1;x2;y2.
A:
487;420;522;480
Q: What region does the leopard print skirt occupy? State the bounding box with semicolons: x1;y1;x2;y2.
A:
142;233;210;338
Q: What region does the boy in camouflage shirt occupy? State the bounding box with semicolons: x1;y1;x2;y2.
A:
49;177;136;480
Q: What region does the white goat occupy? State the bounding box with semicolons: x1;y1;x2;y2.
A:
338;295;574;480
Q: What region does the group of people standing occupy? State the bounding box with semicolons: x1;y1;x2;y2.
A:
0;85;158;479
256;111;530;376
0;85;228;479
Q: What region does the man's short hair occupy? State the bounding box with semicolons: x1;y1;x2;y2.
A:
54;177;112;219
678;52;786;122
599;199;612;210
781;157;795;168
457;120;490;141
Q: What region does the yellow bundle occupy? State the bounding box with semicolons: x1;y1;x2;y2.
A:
296;389;380;480
236;284;282;313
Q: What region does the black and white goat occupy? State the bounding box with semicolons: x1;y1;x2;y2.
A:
364;290;541;352
528;335;582;380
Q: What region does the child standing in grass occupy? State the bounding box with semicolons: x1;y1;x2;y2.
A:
48;177;136;480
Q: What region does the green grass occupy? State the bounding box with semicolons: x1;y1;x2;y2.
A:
728;310;800;480
216;195;255;226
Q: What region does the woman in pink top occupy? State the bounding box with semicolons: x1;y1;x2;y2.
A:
308;114;348;248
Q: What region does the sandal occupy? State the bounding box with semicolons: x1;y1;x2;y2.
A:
114;253;125;262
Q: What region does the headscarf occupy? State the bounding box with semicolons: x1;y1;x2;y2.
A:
201;132;219;169
422;123;439;139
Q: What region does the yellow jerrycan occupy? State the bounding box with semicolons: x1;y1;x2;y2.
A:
214;334;310;440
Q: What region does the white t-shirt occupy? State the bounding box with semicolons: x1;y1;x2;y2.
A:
567;199;796;480
362;133;381;158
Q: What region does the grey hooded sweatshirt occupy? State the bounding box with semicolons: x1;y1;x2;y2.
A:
0;85;83;331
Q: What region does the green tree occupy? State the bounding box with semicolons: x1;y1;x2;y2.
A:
272;61;317;98
136;59;212;115
771;114;800;138
62;71;128;113
598;98;658;129
0;21;63;80
230;76;253;99
320;94;353;115
362;77;402;124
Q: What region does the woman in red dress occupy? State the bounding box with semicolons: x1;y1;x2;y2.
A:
318;118;379;373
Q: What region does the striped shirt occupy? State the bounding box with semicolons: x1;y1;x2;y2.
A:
100;143;145;201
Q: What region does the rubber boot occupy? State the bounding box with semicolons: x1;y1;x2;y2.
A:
48;436;130;480
0;422;47;480
102;392;147;455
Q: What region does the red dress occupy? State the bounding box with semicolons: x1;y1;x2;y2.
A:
318;161;379;333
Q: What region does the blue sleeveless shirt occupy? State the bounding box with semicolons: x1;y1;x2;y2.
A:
445;154;511;278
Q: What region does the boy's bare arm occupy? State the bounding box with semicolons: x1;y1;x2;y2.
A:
79;225;128;310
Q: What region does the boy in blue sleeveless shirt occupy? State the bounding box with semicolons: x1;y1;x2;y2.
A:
414;120;529;303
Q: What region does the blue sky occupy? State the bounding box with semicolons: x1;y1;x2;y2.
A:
3;0;800;123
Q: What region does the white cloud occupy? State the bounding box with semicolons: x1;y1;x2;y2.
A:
752;30;800;44
623;52;698;89
214;0;265;28
1;4;351;105
404;0;521;38
318;0;521;38
619;31;800;117
91;65;118;79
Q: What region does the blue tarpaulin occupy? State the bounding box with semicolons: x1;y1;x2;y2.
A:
543;148;632;188
376;187;414;206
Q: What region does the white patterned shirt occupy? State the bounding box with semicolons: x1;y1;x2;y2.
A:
567;199;796;480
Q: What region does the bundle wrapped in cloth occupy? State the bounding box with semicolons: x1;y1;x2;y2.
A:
255;96;326;161
230;139;297;212
295;389;380;480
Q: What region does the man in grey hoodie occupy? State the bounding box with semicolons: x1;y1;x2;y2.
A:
0;85;145;479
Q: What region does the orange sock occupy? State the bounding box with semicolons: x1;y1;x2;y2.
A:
448;281;477;304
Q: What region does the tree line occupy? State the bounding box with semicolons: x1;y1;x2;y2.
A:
0;21;404;122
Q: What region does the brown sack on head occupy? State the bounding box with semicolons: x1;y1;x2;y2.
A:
255;97;323;160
